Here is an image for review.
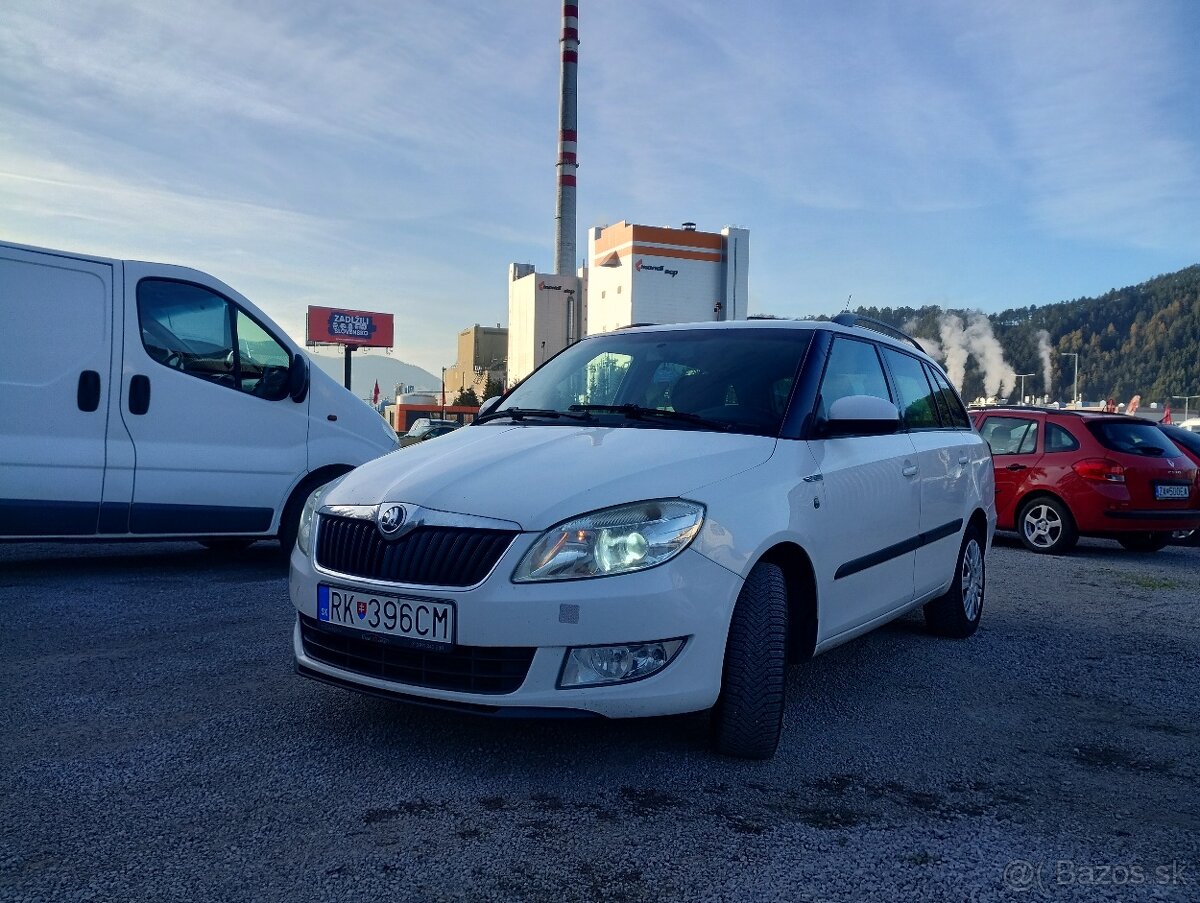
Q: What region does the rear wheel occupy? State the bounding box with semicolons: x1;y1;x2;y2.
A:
1017;497;1078;555
1117;532;1171;553
924;526;986;639
710;562;788;760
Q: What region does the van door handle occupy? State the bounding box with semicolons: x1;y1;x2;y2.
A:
902;464;919;477
77;370;101;412
958;455;970;465
129;374;151;415
1005;463;1027;472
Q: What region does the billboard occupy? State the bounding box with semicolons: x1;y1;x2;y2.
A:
306;306;395;348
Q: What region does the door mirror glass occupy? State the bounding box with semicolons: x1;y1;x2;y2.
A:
288;353;310;403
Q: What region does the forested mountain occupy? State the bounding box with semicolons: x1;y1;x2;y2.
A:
850;264;1200;406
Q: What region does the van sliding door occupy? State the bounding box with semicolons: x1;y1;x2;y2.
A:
0;246;118;536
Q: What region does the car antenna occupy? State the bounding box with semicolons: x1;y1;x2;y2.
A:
841;294;853;314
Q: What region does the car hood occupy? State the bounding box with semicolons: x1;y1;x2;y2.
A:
325;423;776;530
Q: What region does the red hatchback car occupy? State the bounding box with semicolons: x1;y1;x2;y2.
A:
971;407;1200;554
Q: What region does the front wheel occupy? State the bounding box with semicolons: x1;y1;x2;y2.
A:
924;526;986;638
710;562;788;760
1017;497;1078;555
1117;532;1171;553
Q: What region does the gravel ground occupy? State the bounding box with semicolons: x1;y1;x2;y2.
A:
1;535;1197;902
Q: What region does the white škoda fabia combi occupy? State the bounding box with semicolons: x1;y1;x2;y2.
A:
290;317;996;758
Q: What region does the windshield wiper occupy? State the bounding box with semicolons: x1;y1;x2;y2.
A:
475;407;594;425
569;403;732;431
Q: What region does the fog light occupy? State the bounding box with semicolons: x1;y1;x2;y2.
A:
558;639;685;688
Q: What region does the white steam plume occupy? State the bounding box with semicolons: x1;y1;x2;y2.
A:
964;313;1016;400
904;318;944;361
938;313;969;391
1036;329;1053;397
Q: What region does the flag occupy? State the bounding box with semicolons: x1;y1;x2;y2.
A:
372;380;380;406
1162;405;1173;424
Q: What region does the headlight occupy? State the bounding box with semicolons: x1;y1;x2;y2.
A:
296;484;331;556
512;499;705;582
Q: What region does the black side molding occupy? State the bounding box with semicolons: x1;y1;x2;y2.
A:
835;519;964;580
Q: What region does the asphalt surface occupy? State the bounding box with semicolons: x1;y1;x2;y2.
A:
2;536;1198;902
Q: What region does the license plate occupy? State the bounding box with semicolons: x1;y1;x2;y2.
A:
317;585;454;646
1154;484;1190;500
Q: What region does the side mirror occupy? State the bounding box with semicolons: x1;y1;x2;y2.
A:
477;396;502;417
288;352;310;403
822;395;900;437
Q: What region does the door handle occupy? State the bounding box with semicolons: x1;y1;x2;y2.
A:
1005;463;1027;472
129;374;151;415
902;464;919;478
958;455;969;465
77;370;101;412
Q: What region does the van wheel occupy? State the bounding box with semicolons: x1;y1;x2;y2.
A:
277;469;352;557
1117;532;1171;553
198;539;255;552
924;526;985;638
1017;496;1078;554
710;562;788;760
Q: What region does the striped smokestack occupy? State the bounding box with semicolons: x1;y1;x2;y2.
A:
554;2;579;276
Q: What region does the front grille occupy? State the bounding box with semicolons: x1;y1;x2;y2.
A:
299;614;534;694
315;514;517;587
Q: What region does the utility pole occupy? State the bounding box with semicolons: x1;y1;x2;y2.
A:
1060;353;1079;407
1015;372;1034;405
1173;394;1200;421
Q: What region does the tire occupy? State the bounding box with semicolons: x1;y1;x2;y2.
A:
710;562;788;760
198;539;255;552
924;526;985;639
1117;532;1171;553
276;469;352;557
1017;496;1078;555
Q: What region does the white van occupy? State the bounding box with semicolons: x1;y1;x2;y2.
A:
0;240;399;548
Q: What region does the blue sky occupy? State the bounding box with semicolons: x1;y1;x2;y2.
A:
2;1;1198;376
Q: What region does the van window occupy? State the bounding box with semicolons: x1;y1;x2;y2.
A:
881;348;939;430
817;338;892;421
138;279;291;400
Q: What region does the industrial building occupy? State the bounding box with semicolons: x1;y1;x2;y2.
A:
586;221;749;334
506;264;585;384
502;4;752;386
443;324;508;401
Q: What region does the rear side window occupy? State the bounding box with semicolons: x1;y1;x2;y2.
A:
817;338;892;420
926;365;971;429
1045;422;1080;452
881;348;939;430
980;416;1039;456
1088;420;1180;457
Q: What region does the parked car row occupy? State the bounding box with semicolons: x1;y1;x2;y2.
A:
971;406;1200;554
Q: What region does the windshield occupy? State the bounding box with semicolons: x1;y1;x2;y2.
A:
495;328;813;436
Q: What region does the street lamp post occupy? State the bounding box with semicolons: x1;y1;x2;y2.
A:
1060;353;1079;407
441;367;446;418
1015;372;1034;405
1173;394;1200;421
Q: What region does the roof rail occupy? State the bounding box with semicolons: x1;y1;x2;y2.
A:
831;312;927;354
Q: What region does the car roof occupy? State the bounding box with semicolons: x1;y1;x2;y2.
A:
972;406;1158;424
605;317;940;364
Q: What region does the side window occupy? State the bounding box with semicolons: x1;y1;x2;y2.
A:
882;348;940;430
138;279;291;400
235;309;292;400
817;337;892;420
980;416;1039;456
1046;422;1080;452
926;365;971;429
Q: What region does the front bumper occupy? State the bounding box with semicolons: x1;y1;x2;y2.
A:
289;538;743;718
